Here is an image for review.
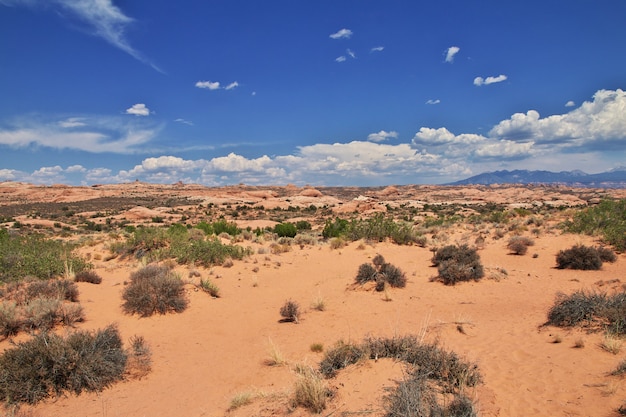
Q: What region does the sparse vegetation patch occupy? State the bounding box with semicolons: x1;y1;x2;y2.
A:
122;264;188;317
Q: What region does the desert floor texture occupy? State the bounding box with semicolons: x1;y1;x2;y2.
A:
1;181;626;417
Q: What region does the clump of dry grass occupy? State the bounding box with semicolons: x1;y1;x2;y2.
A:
279;300;301;323
291;365;333;414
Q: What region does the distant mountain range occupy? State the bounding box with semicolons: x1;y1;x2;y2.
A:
448;169;626;188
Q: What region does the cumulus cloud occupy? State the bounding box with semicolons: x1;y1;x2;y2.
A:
0;0;161;72
426;99;441;105
370;46;384;52
489;89;626;148
329;28;352;39
565;100;575;107
474;75;508;86
367;130;398;142
195;80;221;90
445;46;460;63
125;103;151;116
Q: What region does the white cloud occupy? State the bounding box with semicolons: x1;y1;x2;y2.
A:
489;89;626;148
0;116;160;153
174;118;194;126
66;164;86;173
58;117;86;128
412;127;456;144
346;49;356;59
1;0;161;72
445;46;460;63
565;100;575;107
367;130;398;142
335;56;346;63
474;75;508;86
426;99;441;105
225;81;239;90
370;46;384;52
195;80;221;90
329;28;352;39
125;103;151;116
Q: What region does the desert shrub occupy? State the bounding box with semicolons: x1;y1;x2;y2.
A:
292;366;333;413
432;244;484;285
125;335;152;379
279;300;301;323
211;219;241;236
295;220;312;231
322;335;481;415
274;222;297;238
26;279;79;302
172;237;250;267
355;263;377;284
507;235;534;255
22;297;62;331
0;302;20;338
319;341;367;378
546;290;626;335
0;234;91;282
74;270;102;284
555;245;605;270
354;255;407;290
546;290;607;327
564;199;626;251
596;246;618;262
122;264;188;317
0;325;127;405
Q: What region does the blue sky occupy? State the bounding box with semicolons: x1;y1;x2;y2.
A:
1;0;625;186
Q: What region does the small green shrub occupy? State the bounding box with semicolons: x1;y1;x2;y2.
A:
555;245;608;270
122;264;188;317
274;223;297;238
565;199;626;251
74;270;102;284
279;299;301;323
432;244;484;285
199;278;220;298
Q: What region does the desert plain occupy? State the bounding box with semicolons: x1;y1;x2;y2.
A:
1;181;626;417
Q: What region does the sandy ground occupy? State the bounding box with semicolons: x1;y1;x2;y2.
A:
1;182;626;416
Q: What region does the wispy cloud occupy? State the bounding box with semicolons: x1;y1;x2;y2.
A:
426;99;441;105
174;118;194;126
367;130;398;142
346;49;356;59
335;56;346;63
0;0;162;72
225;81;239;90
329;28;353;39
370;46;384;53
0;114;161;153
474;75;508;86
445;46;460;63
195;80;239;90
125;103;151;116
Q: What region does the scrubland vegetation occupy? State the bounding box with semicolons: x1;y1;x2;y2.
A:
0;190;624;415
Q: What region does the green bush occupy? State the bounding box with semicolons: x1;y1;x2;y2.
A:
555;245;614;270
0;325;127;404
0;234;91;282
565;199;626;251
274;223;297;238
432;244;484;285
122;265;188;317
322;217;349;239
